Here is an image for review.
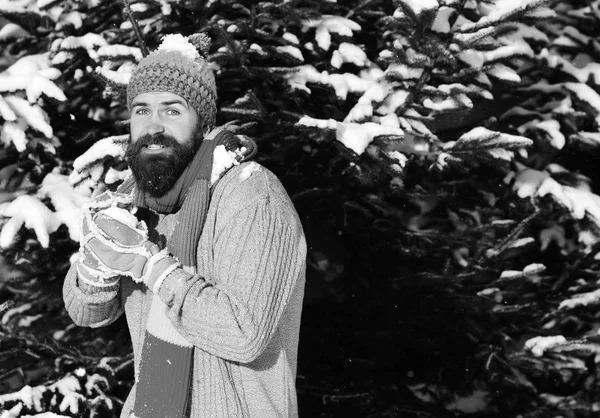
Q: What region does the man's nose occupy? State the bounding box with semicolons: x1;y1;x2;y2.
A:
146;113;165;136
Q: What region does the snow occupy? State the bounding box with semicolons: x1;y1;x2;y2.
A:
510;165;600;225
104;167;130;185
298;116;405;154
424;94;472;112
57;11;84;30
41;173;90;242
0;171;89;248
461;0;554;31
18;313;43;327
54;33;107;53
0;195;61;248
337;122;403;154
524;335;567;357
0;96;16;121
95;65;132;86
3;96;54;138
477;288;500;296
211;145;239;184
49;376;84;414
0;385;45;412
51;51;71;65
98;206;138;229
445;390;489;413
432;6;454;33
482;41;534;61
297;116;338;130
574;132;600;147
1;121;27;152
345;82;390;122
97;44;143;61
509;167;549;198
377;90;410;115
157;34;199;60
276;45;304;62
486;63;521;82
399;0;438;16
538;48;600;84
339;43;367;66
0;403;23;418
452;127;533;151
509;237;535;248
2;302;32;325
53;323;75;341
0;23;31;40
249;43;263;53
286;65;372;100
240;162;262;181
0;57;66;102
5;54;50;76
71;134;128;176
535;119;565;149
559;288;600;310
506;22;549;43
500;263;545;281
378;114;400;128
564;82;600;126
282;32;299;44
387;151;408;168
302;15;361;51
386;62;424;80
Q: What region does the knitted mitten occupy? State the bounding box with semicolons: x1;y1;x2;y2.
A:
80;198;180;286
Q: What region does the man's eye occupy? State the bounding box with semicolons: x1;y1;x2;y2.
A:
166;109;180;116
134;108;149;115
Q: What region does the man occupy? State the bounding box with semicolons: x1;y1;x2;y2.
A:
63;33;306;418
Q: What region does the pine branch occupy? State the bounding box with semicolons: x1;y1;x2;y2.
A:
121;0;149;57
482;207;542;263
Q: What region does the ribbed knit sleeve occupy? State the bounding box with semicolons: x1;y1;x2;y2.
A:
63;262;124;328
157;180;306;363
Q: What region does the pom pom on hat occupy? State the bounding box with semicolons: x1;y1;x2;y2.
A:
156;34;200;60
188;33;211;57
127;33;217;129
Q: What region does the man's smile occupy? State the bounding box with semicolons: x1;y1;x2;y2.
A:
141;144;172;154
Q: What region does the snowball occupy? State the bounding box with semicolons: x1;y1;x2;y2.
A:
97;206;138;229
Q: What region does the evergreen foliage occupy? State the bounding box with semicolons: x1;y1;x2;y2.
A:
1;0;600;416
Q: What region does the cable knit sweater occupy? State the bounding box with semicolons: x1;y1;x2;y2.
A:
63;162;307;417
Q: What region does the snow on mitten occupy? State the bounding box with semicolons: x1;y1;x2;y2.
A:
82;204;180;287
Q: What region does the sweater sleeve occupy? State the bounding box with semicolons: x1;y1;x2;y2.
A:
157;184;306;363
63;260;124;328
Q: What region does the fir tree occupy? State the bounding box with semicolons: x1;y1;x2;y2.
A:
2;1;600;417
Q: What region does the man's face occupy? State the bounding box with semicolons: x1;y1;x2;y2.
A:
126;91;205;197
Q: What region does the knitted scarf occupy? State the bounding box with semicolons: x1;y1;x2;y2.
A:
119;128;256;418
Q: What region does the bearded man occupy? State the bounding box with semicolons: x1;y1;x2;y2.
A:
63;33;306;418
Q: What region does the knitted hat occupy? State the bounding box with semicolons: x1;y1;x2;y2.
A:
127;33;217;129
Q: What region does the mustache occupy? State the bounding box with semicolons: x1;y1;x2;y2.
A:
134;133;179;148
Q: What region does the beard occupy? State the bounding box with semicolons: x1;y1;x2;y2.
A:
125;132;200;197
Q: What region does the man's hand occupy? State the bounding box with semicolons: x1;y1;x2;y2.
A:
76;191;140;287
80;197;180;292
